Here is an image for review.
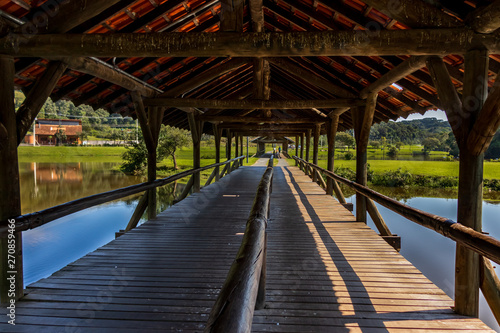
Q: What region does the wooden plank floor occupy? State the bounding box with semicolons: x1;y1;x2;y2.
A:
0;159;494;332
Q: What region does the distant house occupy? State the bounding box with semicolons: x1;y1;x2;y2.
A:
24;119;82;145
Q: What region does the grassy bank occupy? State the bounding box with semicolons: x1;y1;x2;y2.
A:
19;146;126;163
312;159;500;179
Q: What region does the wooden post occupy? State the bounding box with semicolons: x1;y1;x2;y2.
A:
235;133;239;161
0;55;23;303
305;129;311;162
240;136;244;164
131;93;158;220
213;123;221;181
295;135;299;165
312;124;320;181
326;116;339;195
188;113;202;192
352;93;377;223
147;106;163;220
454;49;489;317
226;130;232;173
226;130;232;159
300;133;304;160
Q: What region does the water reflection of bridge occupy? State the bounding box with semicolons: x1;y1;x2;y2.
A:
0;160;493;332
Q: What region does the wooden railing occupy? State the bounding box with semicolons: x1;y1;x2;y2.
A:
205;157;274;333
293;156;500;324
0;156;245;236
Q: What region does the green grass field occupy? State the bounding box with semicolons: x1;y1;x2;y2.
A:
19;145;500;180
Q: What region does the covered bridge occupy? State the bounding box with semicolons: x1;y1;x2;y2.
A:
1;0;500;331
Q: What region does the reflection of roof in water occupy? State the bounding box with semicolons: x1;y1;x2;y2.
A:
34;164;83;183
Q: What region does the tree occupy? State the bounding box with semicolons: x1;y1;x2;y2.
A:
121;139;148;175
335;132;355;151
54;127;67;146
369;140;380;149
120;125;191;175
158;126;190;169
422;137;441;154
485;131;500;160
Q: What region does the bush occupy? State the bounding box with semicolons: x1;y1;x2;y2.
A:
371;169;413;187
120;141;147;175
485;179;500;191
344;152;354;160
387;145;399;157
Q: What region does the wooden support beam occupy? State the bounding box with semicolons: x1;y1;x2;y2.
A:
300;133;304;160
295;135;299;166
455;48;489;318
15;0;122;34
146;107;163;220
268;57;356;98
199;115;325;123
352;93;377;223
253;58;270;101
326;116;339;195
312;124;320;182
426;56;465;142
0;55;23;303
226;130;232;161
305;129;311;163
249;0;264;32
160;58;250;98
359;56;428;98
213;123;222;181
240;136;244;165
481;258;500;324
188;114;203;192
361;0;462;29
125;194;148;232
144;98;364;109
235;133;240;162
467;67;500;155
220;0;244;32
6;29;500;57
16;61;67;145
60;57;158;98
131;92;155;152
468;0;500;34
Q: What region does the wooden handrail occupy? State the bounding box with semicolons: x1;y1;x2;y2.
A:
293;156;500;265
205;159;274;333
1;156;246;236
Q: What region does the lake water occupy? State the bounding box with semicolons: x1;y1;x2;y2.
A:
19;162;500;331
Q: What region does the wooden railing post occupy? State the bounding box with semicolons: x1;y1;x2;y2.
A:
0;55;23;303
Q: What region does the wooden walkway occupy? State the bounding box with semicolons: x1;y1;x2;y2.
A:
0;159;494;332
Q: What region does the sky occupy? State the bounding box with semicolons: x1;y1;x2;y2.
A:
396;109;447;122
